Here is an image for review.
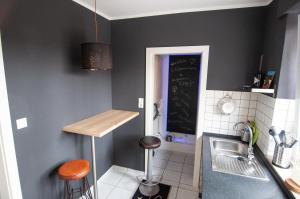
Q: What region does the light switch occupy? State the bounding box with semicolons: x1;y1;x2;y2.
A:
16;118;27;130
138;98;144;108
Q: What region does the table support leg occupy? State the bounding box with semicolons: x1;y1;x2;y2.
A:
91;136;98;199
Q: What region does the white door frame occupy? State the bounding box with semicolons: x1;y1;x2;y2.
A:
145;46;209;188
0;32;23;199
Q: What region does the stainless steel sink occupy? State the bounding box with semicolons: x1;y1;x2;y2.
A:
210;137;268;180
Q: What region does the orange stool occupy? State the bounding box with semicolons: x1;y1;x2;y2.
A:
58;160;93;199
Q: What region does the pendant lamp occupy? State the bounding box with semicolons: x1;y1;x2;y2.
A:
81;0;112;71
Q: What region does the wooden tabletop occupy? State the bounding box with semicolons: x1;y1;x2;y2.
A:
63;109;139;137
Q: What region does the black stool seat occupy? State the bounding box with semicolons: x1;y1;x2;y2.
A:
139;136;161;149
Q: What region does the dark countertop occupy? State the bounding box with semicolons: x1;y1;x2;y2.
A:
202;133;290;199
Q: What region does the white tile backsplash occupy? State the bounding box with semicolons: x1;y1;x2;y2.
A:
204;90;258;136
204;90;296;156
255;94;296;155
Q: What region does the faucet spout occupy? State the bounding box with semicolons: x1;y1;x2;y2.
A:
234;122;254;162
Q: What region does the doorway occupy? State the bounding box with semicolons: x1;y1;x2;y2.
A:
145;46;209;189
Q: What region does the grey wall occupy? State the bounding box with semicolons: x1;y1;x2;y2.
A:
1;0;113;198
277;14;299;99
111;7;266;170
278;0;300;15
262;0;287;98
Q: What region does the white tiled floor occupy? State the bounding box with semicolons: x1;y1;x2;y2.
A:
93;150;199;199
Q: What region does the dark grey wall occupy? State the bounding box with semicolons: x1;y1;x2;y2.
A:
1;0;113;198
278;0;300;15
262;0;287;97
111;7;266;170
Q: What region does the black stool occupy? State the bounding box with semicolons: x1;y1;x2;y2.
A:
138;136;161;196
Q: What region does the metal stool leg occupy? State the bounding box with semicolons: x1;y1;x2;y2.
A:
64;181;72;199
147;149;153;182
82;177;93;199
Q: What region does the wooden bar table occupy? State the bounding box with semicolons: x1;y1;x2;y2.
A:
63;109;139;199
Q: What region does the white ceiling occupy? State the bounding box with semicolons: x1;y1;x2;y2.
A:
73;0;273;20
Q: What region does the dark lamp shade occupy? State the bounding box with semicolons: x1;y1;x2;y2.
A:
81;42;112;71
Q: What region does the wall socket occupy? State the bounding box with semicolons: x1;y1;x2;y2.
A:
16;118;27;130
138;98;144;108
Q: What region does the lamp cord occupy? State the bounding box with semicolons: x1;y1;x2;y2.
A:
94;0;98;42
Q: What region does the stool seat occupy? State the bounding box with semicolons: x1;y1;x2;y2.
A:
58;160;90;181
139;136;161;149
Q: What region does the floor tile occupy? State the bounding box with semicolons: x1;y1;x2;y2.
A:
179;184;198;192
169;153;186;163
155;150;172;160
106;187;134;199
161;179;179;187
163;170;181;182
154;158;168;169
182;164;193;174
127;168;144;177
97;182;115;199
176;188;198;199
180;173;193;186
184;155;194;165
100;168;125;186
166;161;183;172
117;173;139;191
168;186;178;199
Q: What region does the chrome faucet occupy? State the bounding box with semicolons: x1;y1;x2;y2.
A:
234;122;254;162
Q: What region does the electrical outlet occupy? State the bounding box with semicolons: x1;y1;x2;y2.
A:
16;118;27;130
138;98;144;108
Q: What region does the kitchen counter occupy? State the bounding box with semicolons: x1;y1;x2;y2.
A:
202;133;290;199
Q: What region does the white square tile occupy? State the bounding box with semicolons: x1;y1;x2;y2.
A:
100;167;126;186
163;170;181;182
241;92;250;100
248;109;256;117
106;187;134;199
212;114;221;121
204;113;213;120
205;99;214;106
220;122;229;130
214;91;224;98
178;184;198;192
154;159;168;169
204;120;212;128
205;105;214;113
221;115;230;122
166;161;184;172
176;188;198;199
96;182;114;199
212;121;220;128
205;90;214;98
239;108;249;116
184;155;194;165
117;173;139;191
240;100;249;108
169;153;186;163
161;179;179;187
211;128;220;133
168;186;178;199
232;92;241;99
229;115;238;123
182;164;194;174
180;173;193;186
250;93;258;100
249;101;257;108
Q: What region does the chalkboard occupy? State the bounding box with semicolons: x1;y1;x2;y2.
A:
167;55;201;135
